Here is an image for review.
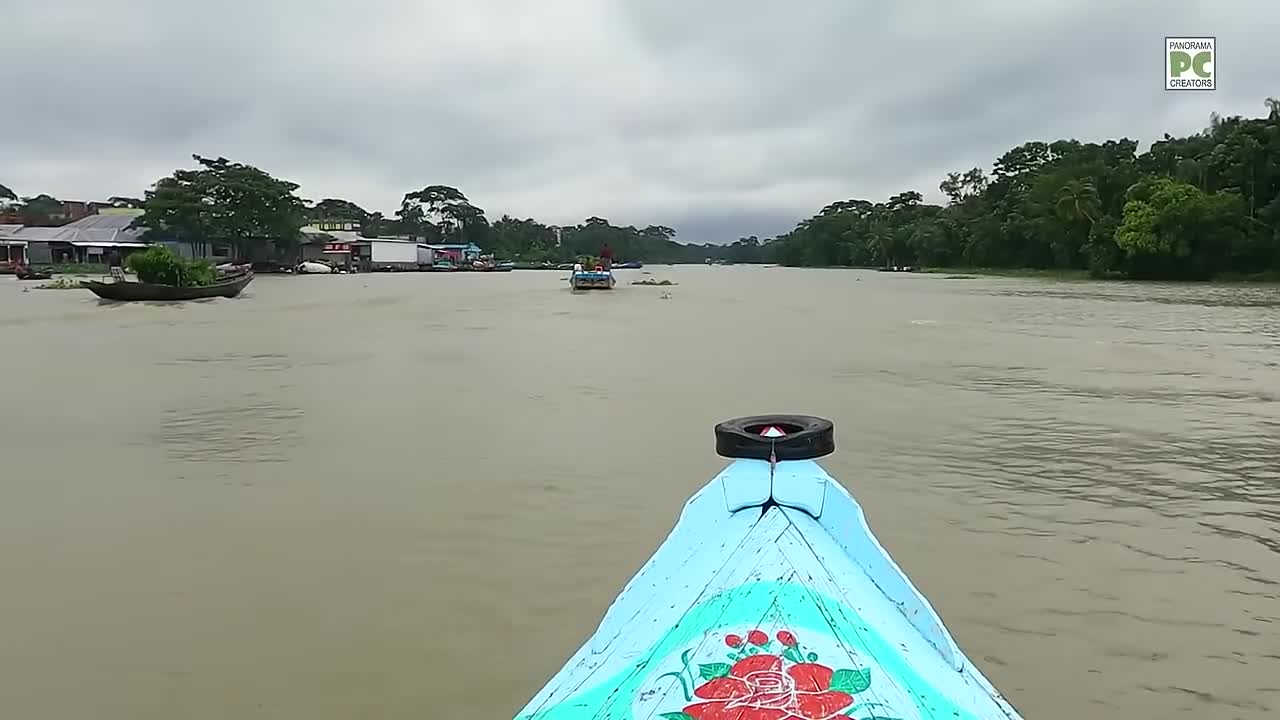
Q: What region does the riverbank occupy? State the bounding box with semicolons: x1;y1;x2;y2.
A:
920;267;1091;280
921;266;1280;283
774;264;1092;279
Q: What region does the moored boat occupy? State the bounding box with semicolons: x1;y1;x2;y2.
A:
513;414;1023;720
216;262;253;275
80;271;254;301
296;260;335;274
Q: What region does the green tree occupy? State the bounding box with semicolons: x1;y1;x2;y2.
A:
136;155;307;260
307;198;369;222
491;216;557;260
769;99;1280;280
361;211;385;238
1114;176;1248;279
400;185;486;244
17;194;64;226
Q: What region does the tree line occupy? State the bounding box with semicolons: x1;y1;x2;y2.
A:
3;160;733;264
766;98;1280;280
6;98;1278;277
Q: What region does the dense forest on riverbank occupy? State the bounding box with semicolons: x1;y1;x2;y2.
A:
767;100;1280;280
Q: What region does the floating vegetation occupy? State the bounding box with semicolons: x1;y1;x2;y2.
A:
632;278;676;286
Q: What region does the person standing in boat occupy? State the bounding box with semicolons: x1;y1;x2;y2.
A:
599;243;614;271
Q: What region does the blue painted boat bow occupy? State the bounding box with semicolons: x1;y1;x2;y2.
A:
514;416;1024;720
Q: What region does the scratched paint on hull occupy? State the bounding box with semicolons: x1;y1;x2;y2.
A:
513;459;1022;720
517;579;963;720
643;624;912;720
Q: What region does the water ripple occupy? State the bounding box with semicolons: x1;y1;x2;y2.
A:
152;391;303;464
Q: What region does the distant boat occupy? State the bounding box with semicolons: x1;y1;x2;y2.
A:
512;414;1025;720
216;262;252;275
469;259;515;272
81;271;254;301
250;260;294;274
613;260;643;269
14;267;52;280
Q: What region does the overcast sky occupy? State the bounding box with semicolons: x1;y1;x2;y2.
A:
1;1;1275;242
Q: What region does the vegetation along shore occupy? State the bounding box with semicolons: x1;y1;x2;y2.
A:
766;99;1280;281
4;99;1278;281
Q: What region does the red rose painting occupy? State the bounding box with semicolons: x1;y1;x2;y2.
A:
655;629;873;720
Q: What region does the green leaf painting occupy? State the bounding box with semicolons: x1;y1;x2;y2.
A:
697;663;731;680
829;667;873;694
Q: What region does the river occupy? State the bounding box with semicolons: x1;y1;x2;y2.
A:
1;266;1277;719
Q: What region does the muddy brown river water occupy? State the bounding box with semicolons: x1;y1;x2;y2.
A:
1;266;1278;719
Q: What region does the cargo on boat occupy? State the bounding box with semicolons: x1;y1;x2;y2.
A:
513;414;1023;720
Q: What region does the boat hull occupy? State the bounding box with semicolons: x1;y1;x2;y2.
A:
80;272;254;301
569;270;615;290
513;415;1023;720
296;261;334;274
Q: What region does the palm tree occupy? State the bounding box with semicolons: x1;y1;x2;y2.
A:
1055;180;1101;226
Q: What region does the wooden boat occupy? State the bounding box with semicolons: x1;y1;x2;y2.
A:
80;271;254;301
513;415;1024;720
250;260;295;274
468;260;515;272
569;267;615;290
15;268;52;280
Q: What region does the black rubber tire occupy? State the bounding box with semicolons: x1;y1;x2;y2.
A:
714;414;835;460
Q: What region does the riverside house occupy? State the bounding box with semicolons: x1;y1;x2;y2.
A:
0;210;147;266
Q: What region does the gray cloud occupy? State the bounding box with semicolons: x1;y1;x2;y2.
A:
2;0;1274;243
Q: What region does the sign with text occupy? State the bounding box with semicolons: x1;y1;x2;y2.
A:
1166;37;1214;91
323;243;351;253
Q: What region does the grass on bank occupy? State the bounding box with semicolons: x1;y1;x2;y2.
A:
921;266;1280;282
919;266;1092;280
39;263;110;275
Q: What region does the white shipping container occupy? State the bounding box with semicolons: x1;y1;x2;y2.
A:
416;244;435;265
370;240;418;264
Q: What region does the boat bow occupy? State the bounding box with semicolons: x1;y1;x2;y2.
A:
514;415;1023;720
